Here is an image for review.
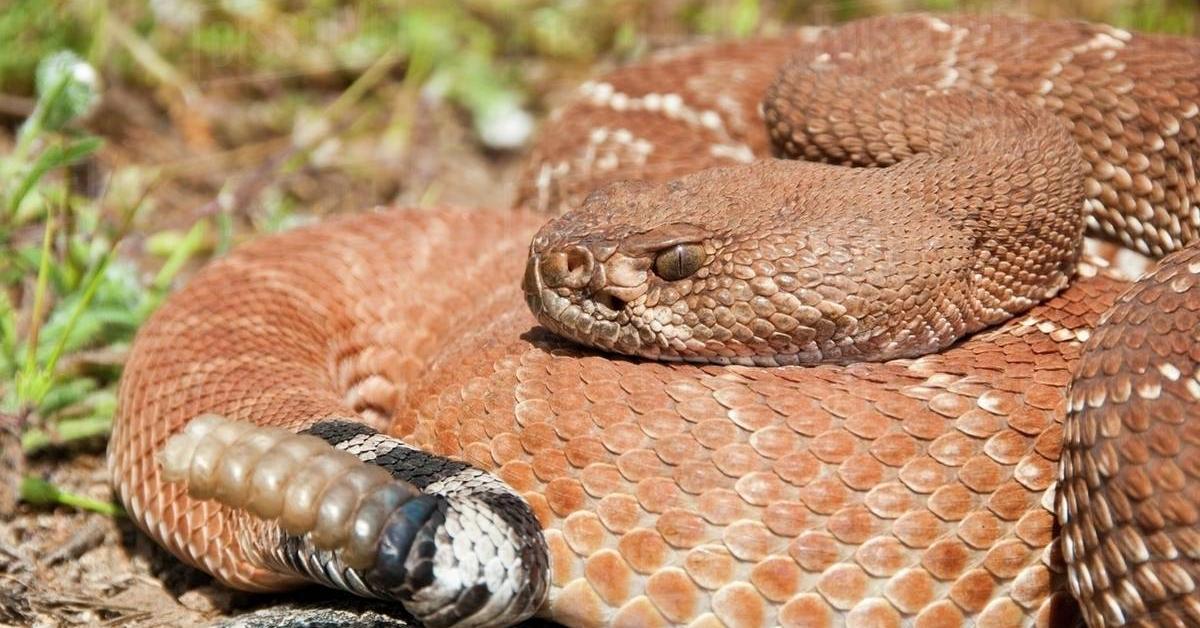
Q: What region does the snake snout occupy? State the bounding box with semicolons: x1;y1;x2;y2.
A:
533;245;594;290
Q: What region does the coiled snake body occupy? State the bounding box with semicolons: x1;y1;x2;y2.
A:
109;14;1200;628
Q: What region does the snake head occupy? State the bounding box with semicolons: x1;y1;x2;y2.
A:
523;178;722;360
522;158;1061;366
522;161;936;366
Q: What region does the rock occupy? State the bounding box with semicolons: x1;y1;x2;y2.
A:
218;598;414;628
178;585;237;613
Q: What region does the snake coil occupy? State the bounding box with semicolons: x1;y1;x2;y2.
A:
110;13;1199;628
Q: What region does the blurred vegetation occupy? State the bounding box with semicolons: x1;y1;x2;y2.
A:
4;1;1194;114
0;0;1196;513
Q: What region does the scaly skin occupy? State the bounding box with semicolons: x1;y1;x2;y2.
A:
111;14;1200;628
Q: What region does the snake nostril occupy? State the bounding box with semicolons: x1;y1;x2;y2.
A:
540;246;594;289
565;246;591;275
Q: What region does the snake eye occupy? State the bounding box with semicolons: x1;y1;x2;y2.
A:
652;243;705;281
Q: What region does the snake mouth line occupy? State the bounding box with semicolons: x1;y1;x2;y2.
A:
524;251;861;367
526;269;807;368
527;285;628;349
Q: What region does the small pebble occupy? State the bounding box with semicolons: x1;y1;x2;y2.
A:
179;585;237;613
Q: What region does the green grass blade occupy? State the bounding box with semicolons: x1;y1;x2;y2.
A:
40;253;111;385
152;219;208;290
21;414;112;453
20;476;124;516
18;209;55;405
7;137;103;215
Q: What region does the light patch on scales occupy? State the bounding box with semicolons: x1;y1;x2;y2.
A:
530;125;654;213
931;20;970;89
1083;237;1154;280
1017;315;1092;344
579;127;654;174
710;143;756;163
1073;28;1129;54
579;81;758;169
579;81;729;135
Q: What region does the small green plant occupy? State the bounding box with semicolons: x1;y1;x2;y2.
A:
1;50;204;515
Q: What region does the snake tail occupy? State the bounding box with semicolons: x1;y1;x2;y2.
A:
159;414;550;628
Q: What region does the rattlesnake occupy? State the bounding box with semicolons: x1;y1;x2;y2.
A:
109;14;1200;628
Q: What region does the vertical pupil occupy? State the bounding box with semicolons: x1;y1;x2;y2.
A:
655;242;703;280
